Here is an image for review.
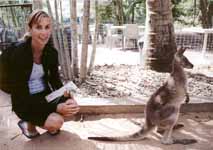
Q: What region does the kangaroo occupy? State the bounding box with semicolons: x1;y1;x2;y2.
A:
88;47;196;145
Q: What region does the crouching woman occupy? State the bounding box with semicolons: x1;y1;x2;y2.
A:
0;9;79;139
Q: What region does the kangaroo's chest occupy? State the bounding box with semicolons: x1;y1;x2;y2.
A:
166;77;186;103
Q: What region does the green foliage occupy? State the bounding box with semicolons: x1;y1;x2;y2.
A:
172;0;185;20
123;0;146;24
97;4;114;24
97;0;201;26
133;0;146;24
97;0;199;26
172;0;200;26
97;0;145;24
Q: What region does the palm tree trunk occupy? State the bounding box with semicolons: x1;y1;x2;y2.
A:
141;0;176;72
80;0;90;83
70;0;79;78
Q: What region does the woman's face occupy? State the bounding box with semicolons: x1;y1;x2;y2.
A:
29;17;52;47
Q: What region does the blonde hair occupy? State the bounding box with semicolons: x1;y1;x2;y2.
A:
21;9;50;41
27;9;50;29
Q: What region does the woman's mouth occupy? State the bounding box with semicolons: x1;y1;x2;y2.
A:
39;37;49;43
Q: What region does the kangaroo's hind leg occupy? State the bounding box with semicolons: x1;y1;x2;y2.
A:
159;108;179;144
161;124;175;144
157;123;184;135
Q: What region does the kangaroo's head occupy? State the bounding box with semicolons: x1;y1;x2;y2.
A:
174;47;194;69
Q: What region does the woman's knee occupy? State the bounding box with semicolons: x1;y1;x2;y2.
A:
44;113;64;131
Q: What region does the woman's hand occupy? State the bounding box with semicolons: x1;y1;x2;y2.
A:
56;98;80;117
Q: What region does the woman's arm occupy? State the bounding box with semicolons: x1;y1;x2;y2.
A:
48;49;63;90
0;45;14;93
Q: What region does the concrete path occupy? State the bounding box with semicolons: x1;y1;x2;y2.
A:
1;90;213;150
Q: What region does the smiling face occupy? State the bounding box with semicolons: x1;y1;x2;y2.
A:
29;16;52;48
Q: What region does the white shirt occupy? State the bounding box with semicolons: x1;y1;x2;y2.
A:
28;63;46;94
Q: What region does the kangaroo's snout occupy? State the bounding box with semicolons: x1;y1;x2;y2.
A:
175;47;194;70
182;56;194;69
186;62;193;69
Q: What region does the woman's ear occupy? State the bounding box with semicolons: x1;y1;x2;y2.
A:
21;32;31;41
28;27;32;33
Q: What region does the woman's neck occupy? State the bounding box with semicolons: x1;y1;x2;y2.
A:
31;41;44;64
31;40;45;53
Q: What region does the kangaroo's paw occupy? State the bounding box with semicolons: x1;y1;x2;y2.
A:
157;128;165;135
173;123;184;130
185;94;190;103
157;123;184;135
161;138;174;145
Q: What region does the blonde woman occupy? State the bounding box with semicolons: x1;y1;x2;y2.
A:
0;10;79;139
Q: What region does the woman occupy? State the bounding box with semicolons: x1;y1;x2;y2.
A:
0;10;79;139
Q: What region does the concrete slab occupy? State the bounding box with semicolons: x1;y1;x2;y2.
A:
1;110;213;150
0;90;213;150
77;97;213;114
1;90;213;116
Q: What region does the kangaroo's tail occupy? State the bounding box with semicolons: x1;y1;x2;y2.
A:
88;125;154;142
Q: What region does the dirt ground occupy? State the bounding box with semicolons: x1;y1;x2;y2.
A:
75;46;213;102
78;64;213;101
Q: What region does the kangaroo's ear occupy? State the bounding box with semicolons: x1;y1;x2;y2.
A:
177;47;186;55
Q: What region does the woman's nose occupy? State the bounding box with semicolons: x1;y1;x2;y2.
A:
40;29;50;36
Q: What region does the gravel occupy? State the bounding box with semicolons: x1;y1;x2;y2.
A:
77;64;213;101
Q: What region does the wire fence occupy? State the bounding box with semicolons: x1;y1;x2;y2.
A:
0;27;213;53
175;31;213;52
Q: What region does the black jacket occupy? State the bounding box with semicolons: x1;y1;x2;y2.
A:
0;38;63;112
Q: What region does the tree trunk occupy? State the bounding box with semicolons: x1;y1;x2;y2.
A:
88;0;98;75
199;0;211;28
131;7;135;23
70;0;79;78
60;0;73;80
112;0;124;25
193;0;197;24
33;0;43;9
141;0;176;72
10;7;17;27
208;2;213;27
46;0;59;50
7;1;18;27
54;0;69;80
80;0;90;83
6;7;10;27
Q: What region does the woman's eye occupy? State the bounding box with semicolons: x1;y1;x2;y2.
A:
36;25;42;30
45;25;50;30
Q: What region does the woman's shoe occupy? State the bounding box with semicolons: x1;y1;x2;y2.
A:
18;120;40;139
